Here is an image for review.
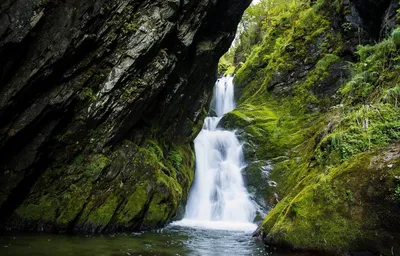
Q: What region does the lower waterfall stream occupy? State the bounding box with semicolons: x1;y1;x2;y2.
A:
0;78;316;256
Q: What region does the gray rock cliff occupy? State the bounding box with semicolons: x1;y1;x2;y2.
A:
0;0;251;232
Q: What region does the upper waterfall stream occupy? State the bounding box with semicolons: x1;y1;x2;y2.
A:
172;76;257;231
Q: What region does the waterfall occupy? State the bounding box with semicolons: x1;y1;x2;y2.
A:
172;76;256;231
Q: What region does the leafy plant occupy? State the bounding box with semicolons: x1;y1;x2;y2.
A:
384;86;400;107
392;27;400;47
395;185;400;202
171;151;183;169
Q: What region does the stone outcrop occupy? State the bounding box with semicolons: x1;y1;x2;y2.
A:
0;0;251;232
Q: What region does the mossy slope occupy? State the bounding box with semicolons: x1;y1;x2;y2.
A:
9;138;195;232
220;0;400;254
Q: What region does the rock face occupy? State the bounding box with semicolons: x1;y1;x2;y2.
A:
0;0;251;232
221;0;400;254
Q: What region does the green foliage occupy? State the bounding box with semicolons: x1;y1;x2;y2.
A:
317;104;400;163
395;185;400;201
234;0;270;63
261;148;400;254
384;86;400;107
225;0;400;253
170;151;183;169
218;53;235;75
340;39;398;104
316;38;400;163
346;189;355;203
392;27;400;47
234;0;340;113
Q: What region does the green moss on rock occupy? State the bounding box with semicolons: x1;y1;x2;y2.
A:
86;193;119;227
116;182;149;226
15;195;59;222
261;147;400;254
224;0;400;254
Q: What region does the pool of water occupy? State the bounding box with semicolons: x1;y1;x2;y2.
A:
0;225;315;256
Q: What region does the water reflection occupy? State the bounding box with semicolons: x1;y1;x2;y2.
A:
0;225;316;256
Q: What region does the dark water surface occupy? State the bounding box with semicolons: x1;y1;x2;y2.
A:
0;225;314;256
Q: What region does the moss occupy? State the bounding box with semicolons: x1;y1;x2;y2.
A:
262;147;400;254
264;180;361;252
220;109;255;129
340;39;398;105
12;151;113;227
143;194;169;227
315;38;400;164
74;154;85;165
116;182;149;225
234;0;342;109
244;161;274;206
218;54;235;75
55;183;91;225
168;144;195;195
84;154;111;178
142;171;182;227
170;151;183;169
120;6;141;34
116;138;194;229
225;0;400;254
9;129;195;231
86;193;119;226
123;22;138;34
316;104;400;164
221;101;322;162
79;87;97;101
16;195;59;222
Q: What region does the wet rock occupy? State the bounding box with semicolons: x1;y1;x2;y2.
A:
0;0;251;232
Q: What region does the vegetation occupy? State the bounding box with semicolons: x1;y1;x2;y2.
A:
14;137;195;232
392;27;400;47
219;0;400;253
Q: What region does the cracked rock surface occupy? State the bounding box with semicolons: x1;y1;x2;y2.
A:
0;0;250;232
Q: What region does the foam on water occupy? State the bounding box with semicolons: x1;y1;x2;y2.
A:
170;219;257;232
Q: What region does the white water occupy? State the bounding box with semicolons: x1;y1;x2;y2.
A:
172;76;256;232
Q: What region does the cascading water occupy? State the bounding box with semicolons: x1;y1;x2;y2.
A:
173;76;257;231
